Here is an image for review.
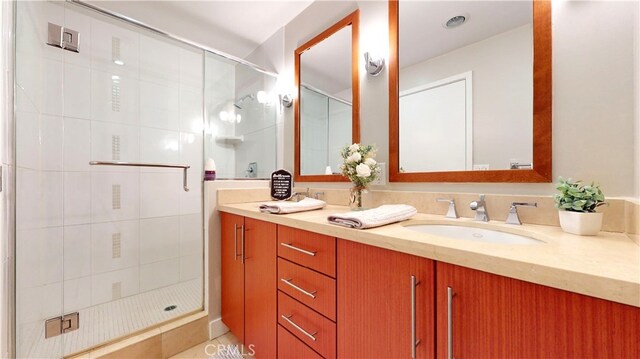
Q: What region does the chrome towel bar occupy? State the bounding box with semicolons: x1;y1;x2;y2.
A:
89;161;191;192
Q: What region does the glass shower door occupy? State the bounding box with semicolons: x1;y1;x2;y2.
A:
15;1;205;357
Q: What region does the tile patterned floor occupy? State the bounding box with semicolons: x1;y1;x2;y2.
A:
17;279;202;358
170;332;250;359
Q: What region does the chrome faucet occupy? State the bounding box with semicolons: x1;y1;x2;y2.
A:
469;194;490;222
505;202;537;225
436;198;459;219
291;187;310;201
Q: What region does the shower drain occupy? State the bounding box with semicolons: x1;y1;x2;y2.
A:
164;305;178;312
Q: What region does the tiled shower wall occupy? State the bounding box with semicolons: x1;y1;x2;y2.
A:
15;1;203;355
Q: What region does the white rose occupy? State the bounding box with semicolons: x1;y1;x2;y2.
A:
364;158;376;166
348;144;360;153
346;152;361;163
356;163;371;178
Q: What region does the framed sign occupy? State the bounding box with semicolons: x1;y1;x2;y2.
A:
271;169;293;201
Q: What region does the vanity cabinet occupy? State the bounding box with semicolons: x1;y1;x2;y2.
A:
221;213;277;358
436;262;640;359
337;239;435;359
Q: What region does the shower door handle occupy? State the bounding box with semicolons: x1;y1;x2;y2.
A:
90;161;190;191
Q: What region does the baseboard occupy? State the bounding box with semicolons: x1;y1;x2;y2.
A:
209;317;229;340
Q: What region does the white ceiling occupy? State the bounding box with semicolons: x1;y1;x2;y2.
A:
88;0;313;58
399;1;532;68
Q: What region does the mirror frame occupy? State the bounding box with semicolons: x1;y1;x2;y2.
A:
388;0;552;183
294;10;360;182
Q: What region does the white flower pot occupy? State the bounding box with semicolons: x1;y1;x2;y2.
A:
558;211;604;236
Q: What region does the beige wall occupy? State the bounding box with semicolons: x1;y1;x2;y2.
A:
635;0;640;199
278;0;638;198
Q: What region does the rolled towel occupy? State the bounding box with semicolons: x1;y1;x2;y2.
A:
259;197;326;214
328;204;417;229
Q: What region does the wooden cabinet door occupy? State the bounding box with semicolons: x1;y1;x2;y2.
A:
221;212;245;343
338;239;435;359
436;262;640;359
244;218;277;358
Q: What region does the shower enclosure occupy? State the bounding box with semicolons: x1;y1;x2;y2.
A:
205;54;278;179
5;1;278;357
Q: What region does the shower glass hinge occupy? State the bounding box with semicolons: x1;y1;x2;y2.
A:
46;22;80;53
45;312;80;338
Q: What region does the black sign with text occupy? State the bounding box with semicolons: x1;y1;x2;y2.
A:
270;169;293;201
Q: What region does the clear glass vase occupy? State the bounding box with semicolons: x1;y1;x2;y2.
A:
349;186;370;211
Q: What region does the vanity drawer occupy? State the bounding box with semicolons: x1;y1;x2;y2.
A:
278;258;336;321
278;291;336;359
278;226;336;278
278;324;323;359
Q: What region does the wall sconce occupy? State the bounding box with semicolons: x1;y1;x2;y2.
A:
364;52;385;76
280;94;293;108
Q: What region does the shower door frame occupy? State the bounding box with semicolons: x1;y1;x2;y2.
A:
1;0;16;357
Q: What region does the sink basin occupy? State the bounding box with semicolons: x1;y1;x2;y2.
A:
404;224;543;244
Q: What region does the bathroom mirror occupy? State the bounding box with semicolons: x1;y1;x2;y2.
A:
295;10;360;182
389;1;552;182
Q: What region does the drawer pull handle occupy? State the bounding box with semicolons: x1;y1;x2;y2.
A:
281;278;317;299
281;314;318;341
281;242;317;256
447;286;455;359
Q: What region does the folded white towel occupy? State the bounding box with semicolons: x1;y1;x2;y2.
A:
327;204;417;229
259;197;326;214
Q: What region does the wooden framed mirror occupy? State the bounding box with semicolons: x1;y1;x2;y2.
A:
389;1;552;182
294;10;360;182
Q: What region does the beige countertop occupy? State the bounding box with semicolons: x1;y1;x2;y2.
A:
218;202;640;308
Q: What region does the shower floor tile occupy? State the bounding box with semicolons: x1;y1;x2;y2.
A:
17;278;203;358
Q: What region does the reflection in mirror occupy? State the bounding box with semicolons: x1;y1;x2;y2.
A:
295;10;359;182
300;25;352;175
398;1;535;173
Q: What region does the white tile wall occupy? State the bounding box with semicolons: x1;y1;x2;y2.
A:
64;63;91;119
63;117;91;171
16;112;64;171
91;70;139;125
64;172;91;225
90;121;140;166
63;225;91;280
16;227;64;289
16;168;63;230
139;127;180;166
139;258;180;292
91;267;139;306
91;172;140;222
140;173;181;218
139;80;180;130
91;220;139;274
139;216;180;264
63;276;92;313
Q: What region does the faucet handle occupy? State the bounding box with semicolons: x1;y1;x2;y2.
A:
436;198;459;219
314;192;325;200
506;202;537;225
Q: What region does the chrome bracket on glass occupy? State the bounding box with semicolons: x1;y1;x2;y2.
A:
47;22;80;53
89;161;191;191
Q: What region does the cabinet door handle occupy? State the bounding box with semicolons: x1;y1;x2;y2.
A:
281;314;318;341
281;278;317;299
447;286;455;359
240;225;245;264
233;224;239;261
411;275;421;359
280;242;316;256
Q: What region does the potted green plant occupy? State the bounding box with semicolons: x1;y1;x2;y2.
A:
553;177;607;235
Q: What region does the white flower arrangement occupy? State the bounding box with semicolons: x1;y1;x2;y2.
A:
339;143;381;188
